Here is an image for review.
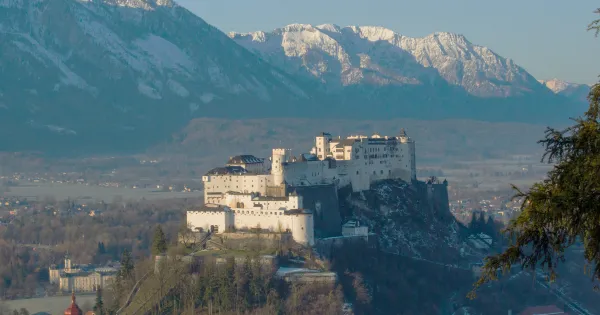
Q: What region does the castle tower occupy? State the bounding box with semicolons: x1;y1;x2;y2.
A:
64;291;82;315
315;132;332;160
271;148;287;186
64;255;72;273
398;129;417;181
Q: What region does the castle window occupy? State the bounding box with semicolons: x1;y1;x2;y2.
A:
356;171;359;175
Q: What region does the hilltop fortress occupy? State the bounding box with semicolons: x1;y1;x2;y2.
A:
187;130;419;246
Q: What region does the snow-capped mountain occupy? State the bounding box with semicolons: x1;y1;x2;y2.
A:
0;0;311;152
229;24;545;97
539;79;591;103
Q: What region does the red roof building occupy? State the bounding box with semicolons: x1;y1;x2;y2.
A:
519;305;567;315
64;292;83;315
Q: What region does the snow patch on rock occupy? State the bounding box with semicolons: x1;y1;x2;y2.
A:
45;125;77;135
12;34;94;91
138;82;162;99
133;34;194;74
167;79;189;97
200;93;216;104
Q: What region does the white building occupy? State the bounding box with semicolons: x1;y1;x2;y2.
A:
341;220;369;237
202;131;417;200
187;191;314;246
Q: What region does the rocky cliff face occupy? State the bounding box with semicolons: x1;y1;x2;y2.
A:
338;179;478;264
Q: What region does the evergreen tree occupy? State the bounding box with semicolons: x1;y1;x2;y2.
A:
118;249;135;282
217;257;235;311
93;288;104;315
484;216;499;240
589;8;600;36
152;225;168;256
471;10;600;296
265;289;282;315
239;255;253;311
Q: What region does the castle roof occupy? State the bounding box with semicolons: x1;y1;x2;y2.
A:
205;166;247;176
253;196;291;201
332;139;357;148
284;209;312;215
300;153;318;161
227;155;264;165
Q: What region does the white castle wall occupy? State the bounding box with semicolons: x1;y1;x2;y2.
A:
224;193;303;210
203;132;416;197
283;160;338;186
203;174;273;203
289;212;315;245
280;137;414;192
187;208;235;233
187;207;314;245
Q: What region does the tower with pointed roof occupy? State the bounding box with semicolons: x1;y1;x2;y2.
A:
64;291;83;315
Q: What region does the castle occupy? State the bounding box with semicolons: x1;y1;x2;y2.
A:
187;131;417;246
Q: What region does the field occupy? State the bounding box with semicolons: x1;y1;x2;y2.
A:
5;293;96;314
430;157;553;192
3;181;203;202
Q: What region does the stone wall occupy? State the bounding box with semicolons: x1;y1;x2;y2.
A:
292;184;342;237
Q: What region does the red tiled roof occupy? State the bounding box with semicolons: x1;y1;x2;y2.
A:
64;292;83;315
519;305;567;315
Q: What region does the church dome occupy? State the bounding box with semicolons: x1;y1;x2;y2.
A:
64;292;83;315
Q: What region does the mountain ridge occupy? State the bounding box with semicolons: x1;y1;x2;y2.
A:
0;5;585;154
229;23;546;98
539;78;591;103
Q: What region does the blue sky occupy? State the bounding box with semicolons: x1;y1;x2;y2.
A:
177;0;599;85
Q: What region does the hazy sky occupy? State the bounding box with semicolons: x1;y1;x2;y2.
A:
177;0;599;85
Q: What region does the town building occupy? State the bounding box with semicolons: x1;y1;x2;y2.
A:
49;255;118;293
341;220;369;237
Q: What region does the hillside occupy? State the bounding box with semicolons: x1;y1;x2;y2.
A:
0;0;312;153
